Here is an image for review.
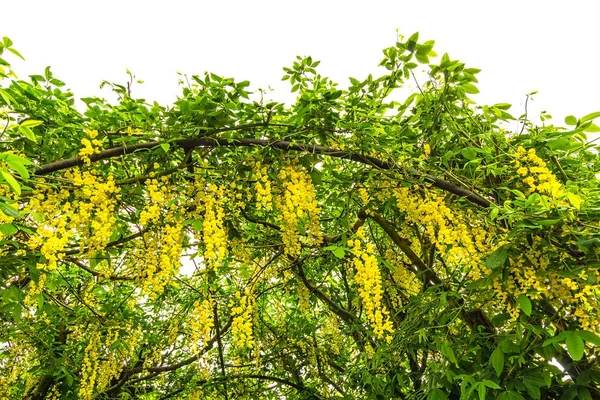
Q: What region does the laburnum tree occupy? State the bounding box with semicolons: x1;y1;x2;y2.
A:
0;32;599;400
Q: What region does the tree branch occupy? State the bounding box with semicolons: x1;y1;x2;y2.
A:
35;137;492;208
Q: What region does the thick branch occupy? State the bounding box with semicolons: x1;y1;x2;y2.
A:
360;210;439;285
35;137;491;208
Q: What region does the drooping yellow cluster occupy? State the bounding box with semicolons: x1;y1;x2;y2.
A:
27;188;71;270
198;183;228;270
0;340;35;397
128;177;186;295
253;162;273;211
384;249;421;307
139;177;168;226
67;169;120;254
23;273;47;312
79;327;101;400
297;283;311;314
27;170;120;270
424;143;431;155
189;298;214;354
489;235;599;329
230;290;255;350
572;270;600;332
277;165;322;256
394;187;493;280
136;210;185;296
349;227;393;340
78;129;103;165
514;146;563;197
95;327;124;391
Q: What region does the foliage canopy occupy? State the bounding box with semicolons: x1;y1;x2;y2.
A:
1;33;600;399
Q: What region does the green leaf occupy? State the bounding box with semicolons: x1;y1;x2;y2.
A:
427;389;447;400
485;245;509;270
324;246;346;259
441;341;457;363
578;330;600;346
415;53;429;64
523;379;541;400
2;37;13;47
497;391;526;400
20;120;43;128
5;158;29;180
578;387;593;400
565;115;578;126
7;47;24;60
517;294;532;316
1;169;21;195
483;380;501;389
461;147;478;160
0;88;16;105
160;143;170;152
0;202;19;217
584;123;600;133
0;223;18;236
490;207;499;221
490;346;504;377
580;111;600;122
477;383;486;400
461;83;480;94
18;125;36;142
332;247;345;259
565;331;584;361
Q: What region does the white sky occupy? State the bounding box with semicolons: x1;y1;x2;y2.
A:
3;0;599;128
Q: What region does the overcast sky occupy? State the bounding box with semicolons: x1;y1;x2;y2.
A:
3;0;599;128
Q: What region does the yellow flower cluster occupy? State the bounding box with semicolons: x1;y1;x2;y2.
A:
139;177;167;226
78;129;103;165
253;162;273;211
297;283;311;314
68;169;120;255
27;170;120;270
231;290;255;350
189;298;214;354
79;328;101;400
27;187;71;270
23;273;47;312
277;165;322;256
384;249;421;307
424;143;431;155
137;210;185;296
95;327;123;391
199;183;228;270
394;187;492;280
349;227;393;340
0;340;34;397
514;146;563;197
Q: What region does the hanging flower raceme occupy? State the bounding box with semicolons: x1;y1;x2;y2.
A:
196;183;228;270
132;176;185;295
230;289;255;350
78;129;104;165
253;161;273;211
514;146;563;197
349;227;393;340
78;327;101;400
27;169;120;271
189;297;215;354
277;164;322;256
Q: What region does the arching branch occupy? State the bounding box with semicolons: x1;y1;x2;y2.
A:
35;137;492;208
